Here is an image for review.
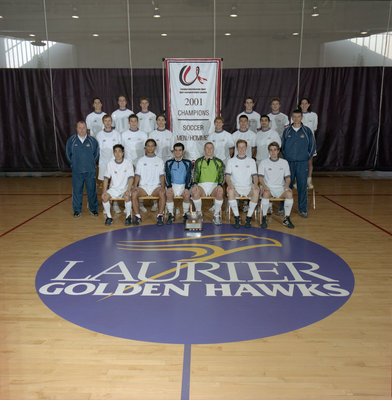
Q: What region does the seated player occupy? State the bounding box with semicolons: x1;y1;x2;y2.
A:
101;145;134;226
165;143;192;224
191;142;225;225
225;140;260;229
258;142;294;229
131;139;166;226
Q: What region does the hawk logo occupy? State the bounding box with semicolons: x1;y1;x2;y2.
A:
179;65;207;86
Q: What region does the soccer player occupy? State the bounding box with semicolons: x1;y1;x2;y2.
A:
236;96;261;133
131;139;166;226
282;109;316;218
232;115;257;159
136;97;157;135
192;142;225;225
225;139;260;228
208;116;234;165
86;97;106;137
165;143;192;224
101;144;134;226
111;95;133;134
255;115;281;164
258;142;294;229
121;114;148;166
268;97;289;138
66;121;99;218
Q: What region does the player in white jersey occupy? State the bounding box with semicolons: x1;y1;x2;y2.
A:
268;97;289;138
136;97;157;135
258;142;294;229
111;95;134;133
86;97;106;137
225;139;260;229
208;116;234;165
121;114;148;166
236;96;261;133
149;114;175;162
131;139;166;226
96;115;121;180
101;144;134;226
232;115;257;159
255;115;281;163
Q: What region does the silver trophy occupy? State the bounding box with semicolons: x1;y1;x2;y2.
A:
185;211;203;231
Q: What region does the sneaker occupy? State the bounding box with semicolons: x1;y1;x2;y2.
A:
307;182;314;189
139;204;147;213
134;215;142;225
293;183;297;189
151;201;158;212
73;211;81;218
113;202;121;214
267;204;273;215
283;216;295;229
125;216;132;226
157;215;164;226
213;215;222;225
182;213;188;223
299;211;308;218
166;213;174;225
261;216;268;229
90;210;98;217
245;216;252;228
276;209;284;217
233;216;241;229
105;217;113;225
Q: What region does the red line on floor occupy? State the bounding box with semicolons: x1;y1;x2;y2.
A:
0;195;72;238
321;195;392;237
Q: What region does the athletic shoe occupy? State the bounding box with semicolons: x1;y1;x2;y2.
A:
299;211;308;218
308;182;314;189
90;210;98;217
245;216;252;228
276;209;284;217
134;215;142;225
267;204;273;215
113;202;121;214
166;213;174;225
73;211;81;218
157;215;164;226
105;217;113;226
283;216;295;229
261;216;268;229
182;214;188;223
139;204;147;213
293;183;297;189
213;215;222;225
233;216;241;229
151;201;158;212
125;216;132;226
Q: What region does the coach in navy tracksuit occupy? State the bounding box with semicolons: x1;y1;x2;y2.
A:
66;120;99;218
281;109;316;218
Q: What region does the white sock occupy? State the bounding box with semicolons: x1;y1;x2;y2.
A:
229;200;239;217
103;201;112;218
166;202;174;214
214;199;223;216
193;198;202;213
247;201;258;217
183;202;190;214
307;177;312;185
262;198;270;216
125;201;132;218
284;198;294;216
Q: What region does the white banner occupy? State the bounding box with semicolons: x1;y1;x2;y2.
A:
165;58;222;160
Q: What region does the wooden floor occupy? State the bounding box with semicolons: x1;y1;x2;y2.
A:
0;175;391;400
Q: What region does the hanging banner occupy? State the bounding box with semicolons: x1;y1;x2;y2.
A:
165;58;222;160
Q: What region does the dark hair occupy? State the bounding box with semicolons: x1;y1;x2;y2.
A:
270;97;281;104
260;114;270;121
239;114;249;121
145;138;157;146
156;113;166;121
173;142;185;150
117;95;127;101
298;97;312;112
139;97;150;103
268;141;280;150
113;144;125;152
92;97;102;103
244;96;255;103
102;114;112;122
292;109;303;115
128;114;138;121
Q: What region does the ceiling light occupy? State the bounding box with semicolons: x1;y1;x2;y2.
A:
92;33;99;37
311;6;319;17
360;31;368;35
161;33;167;37
72;15;79;19
225;33;232;36
29;34;36;37
153;7;160;18
292;32;299;36
0;16;4;19
230;5;238;17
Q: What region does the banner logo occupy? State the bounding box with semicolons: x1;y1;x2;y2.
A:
179;65;207;86
36;224;355;344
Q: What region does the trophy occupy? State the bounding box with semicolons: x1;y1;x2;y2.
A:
185;211;203;231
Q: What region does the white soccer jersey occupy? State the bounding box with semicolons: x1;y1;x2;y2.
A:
258;157;291;190
86;111;106;137
121;129;148;165
111;108;134;133
135;155;165;188
149;129;175;162
268;112;289;137
232;129;256;158
96;129;122;180
208;130;235;164
236;111;261;133
255;129;281;162
104;158;134;193
225;155;257;187
137;111;157;134
301;112;318;133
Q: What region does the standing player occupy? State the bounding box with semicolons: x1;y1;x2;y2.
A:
165;143;192;224
131;139;166;226
268;97;289;138
66;121;99;218
236;96;261;133
258;142;294;229
225;140;260;229
101;144;134;226
111;95;133;134
121;114;148;166
255;115;281;164
86;97;106;137
192;142;225;225
136;97;157;135
232;115;257;159
208;116;234;165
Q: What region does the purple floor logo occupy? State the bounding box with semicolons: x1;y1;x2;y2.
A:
36;224;354;344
